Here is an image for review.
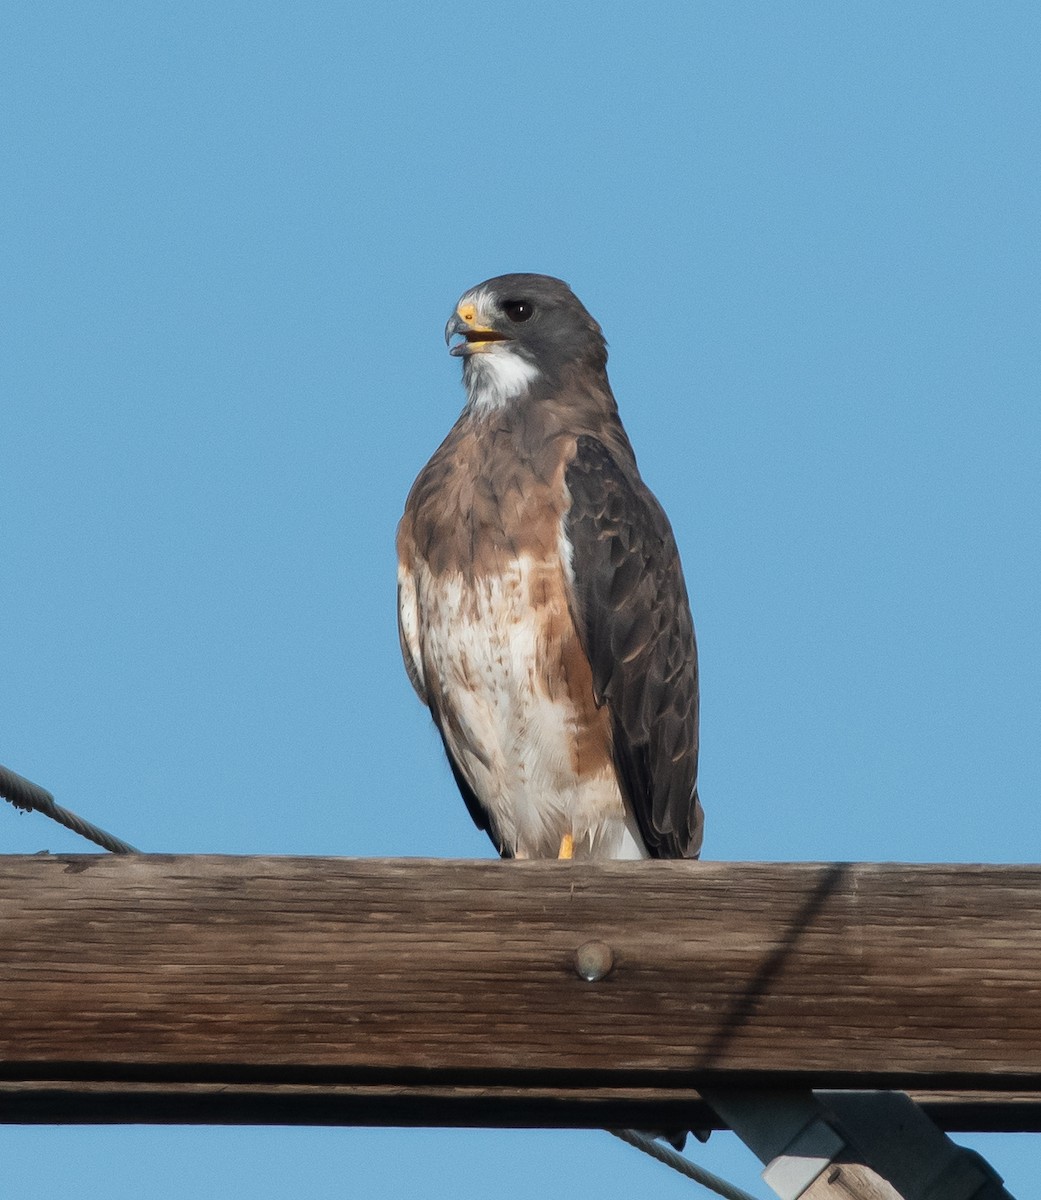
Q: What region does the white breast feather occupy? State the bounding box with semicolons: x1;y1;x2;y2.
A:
412;545;647;860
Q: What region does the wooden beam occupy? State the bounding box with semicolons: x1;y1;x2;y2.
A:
1;856;1040;1130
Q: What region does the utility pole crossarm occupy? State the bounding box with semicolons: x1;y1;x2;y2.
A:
1;855;1040;1133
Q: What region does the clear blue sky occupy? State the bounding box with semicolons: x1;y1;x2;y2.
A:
2;3;1039;1195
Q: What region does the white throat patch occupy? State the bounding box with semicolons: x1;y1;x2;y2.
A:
464;346;541;413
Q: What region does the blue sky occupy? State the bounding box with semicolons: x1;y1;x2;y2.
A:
2;2;1039;1195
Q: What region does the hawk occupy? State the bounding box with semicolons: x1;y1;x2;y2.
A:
397;274;702;861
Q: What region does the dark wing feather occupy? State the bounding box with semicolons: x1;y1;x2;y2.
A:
565;435;703;858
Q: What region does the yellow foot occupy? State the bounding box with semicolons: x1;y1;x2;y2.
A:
557;832;574;860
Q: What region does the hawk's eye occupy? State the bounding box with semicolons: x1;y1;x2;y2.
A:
502;299;534;323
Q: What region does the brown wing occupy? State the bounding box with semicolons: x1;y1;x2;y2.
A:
564;435;703;858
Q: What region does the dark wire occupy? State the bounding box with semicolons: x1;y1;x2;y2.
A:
609;1130;759;1200
0;761;139;854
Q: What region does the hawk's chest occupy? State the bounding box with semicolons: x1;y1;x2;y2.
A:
408;437;583;761
407;422;573;579
398;421;634;858
416;540;578;730
414;545;620;858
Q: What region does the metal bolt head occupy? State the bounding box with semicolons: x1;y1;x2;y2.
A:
574;940;614;982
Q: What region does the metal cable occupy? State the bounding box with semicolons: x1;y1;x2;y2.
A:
609;1129;760;1200
0;762;139;854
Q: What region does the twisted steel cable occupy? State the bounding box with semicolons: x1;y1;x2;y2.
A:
0;761;139;854
609;1129;759;1200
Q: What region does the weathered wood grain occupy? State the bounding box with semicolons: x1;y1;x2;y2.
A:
1;856;1040;1129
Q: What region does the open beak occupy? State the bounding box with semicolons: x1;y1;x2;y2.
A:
445;303;509;356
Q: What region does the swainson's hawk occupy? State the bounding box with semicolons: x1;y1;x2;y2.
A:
397;274;702;860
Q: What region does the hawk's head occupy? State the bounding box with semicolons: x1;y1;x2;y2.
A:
445;274;608;412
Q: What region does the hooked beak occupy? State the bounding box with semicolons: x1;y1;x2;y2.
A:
445;303;509;357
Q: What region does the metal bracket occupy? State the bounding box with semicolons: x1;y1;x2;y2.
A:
703;1088;1015;1200
761;1117;846;1199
